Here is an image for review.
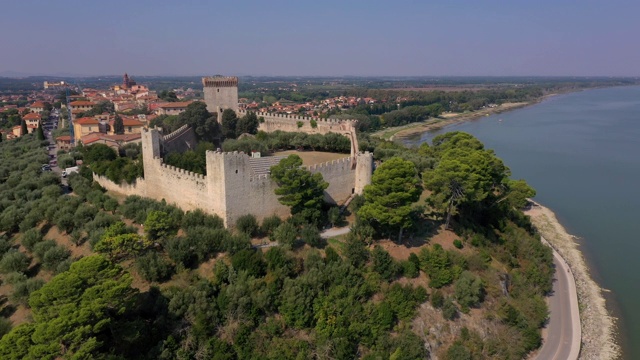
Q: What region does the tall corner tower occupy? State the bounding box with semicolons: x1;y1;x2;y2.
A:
202;76;239;116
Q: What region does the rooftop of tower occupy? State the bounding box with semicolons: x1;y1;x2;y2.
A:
202;76;238;87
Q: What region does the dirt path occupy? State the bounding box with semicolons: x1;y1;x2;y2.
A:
525;201;620;360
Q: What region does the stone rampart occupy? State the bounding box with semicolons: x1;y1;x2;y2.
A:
307;157;355;203
96;86;374;228
161;124;197;154
238;110;360;157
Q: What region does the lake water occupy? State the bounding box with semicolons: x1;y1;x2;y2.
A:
404;86;640;359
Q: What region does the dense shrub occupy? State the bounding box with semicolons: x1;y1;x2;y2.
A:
136;252;175;282
273;222;297;250
260;215;282;239
10;277;45;305
442;297;458;320
454;271;484;311
145;211;178;241
182;209;224;230
21;228;43;252
231;249;266;277
300;225;322;247
0;236;11;256
372;246;399;281
235;214;259;237
0;250;30;274
41;245;71;272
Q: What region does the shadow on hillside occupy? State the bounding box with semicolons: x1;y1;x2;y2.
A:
402;218;440;248
0;297;16;318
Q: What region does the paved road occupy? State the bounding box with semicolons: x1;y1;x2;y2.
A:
535;238;581;360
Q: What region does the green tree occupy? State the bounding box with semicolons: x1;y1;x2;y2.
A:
113;114;125;134
136;252;174;282
236;214;259;237
177;102;220;142
372;245;399;281
20;119;27;136
328;206;341;227
94;222;149;260
300;224;322;247
273;222;297;250
499;179;536;209
95;233;149;260
84;143;117;163
36;122;45;140
158;90;179;102
454;271;484;311
0;256;138;359
221;109;238;139
343;233;369;267
0;250;30;274
236;111;259;135
261;215;282;239
271;155;328;224
424;132;511;228
358;157;421;241
144;210;177;240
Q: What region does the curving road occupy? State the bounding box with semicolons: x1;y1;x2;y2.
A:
535;237;581;360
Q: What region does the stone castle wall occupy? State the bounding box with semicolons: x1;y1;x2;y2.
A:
96;77;373;228
161;124;197;154
239;110;360;157
99;127;372;227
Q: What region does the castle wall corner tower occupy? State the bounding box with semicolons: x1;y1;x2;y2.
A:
202;76;239;115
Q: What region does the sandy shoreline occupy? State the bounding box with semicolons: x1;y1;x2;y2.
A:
372;101;533;141
525;200;620;360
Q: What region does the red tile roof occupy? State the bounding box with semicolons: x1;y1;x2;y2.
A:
56;135;71;141
75;117;99;125
30;101;45;108
23;112;41;120
110;117;144;127
158;101;193;108
70;101;96;106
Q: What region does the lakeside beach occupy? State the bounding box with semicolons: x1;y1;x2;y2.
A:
372;100;537;141
525;201;619;359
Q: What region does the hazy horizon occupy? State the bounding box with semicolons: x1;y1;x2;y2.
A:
3;1;639;77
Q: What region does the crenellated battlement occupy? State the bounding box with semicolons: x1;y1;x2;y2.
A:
202;76;239;87
306;156;353;172
100;75;373;228
157;158;207;181
162;124;190;142
237;109;359;125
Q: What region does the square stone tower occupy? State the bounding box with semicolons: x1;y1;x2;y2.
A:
202;76;239;116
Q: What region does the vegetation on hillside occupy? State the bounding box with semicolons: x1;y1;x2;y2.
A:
0;128;553;359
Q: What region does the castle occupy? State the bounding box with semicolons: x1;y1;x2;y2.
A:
94;76;373;227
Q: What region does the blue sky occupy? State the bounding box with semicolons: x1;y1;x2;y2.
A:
2;0;639;76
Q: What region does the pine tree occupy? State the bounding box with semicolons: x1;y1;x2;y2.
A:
20;119;27;136
114;115;125;135
36;122;45;141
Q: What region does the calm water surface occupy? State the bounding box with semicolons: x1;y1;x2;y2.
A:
404;86;640;359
